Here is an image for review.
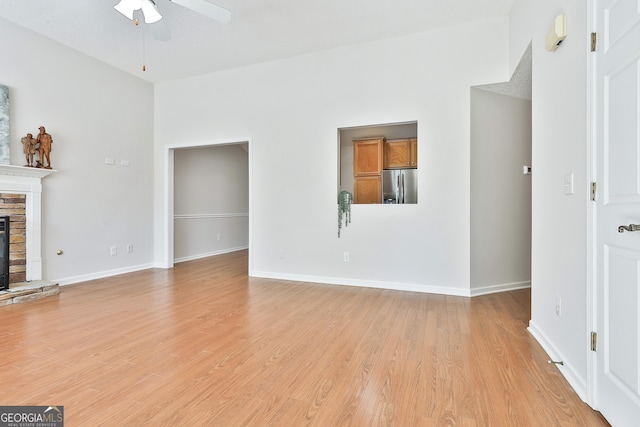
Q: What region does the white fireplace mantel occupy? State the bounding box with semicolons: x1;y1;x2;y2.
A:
0;164;55;281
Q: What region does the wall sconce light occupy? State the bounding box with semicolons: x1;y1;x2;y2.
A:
545;14;567;52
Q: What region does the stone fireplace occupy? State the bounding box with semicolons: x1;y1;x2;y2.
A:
0;164;54;285
0;195;26;289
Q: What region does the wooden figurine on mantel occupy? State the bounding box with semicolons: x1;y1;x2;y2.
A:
21;125;54;169
36;126;53;169
20;133;37;167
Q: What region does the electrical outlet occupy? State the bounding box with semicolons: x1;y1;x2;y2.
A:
555;296;561;316
126;244;133;253
110;246;117;256
217;234;222;241
343;252;350;262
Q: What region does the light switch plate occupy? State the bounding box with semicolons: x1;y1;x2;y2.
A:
564;173;574;195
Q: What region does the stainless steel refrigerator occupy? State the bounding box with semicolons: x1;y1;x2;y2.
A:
382;169;418;204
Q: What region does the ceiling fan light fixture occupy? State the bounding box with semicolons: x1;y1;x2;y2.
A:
114;0;142;20
141;0;163;23
114;0;163;22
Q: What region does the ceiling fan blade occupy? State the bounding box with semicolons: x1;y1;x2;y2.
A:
169;0;231;24
141;0;162;24
149;19;172;41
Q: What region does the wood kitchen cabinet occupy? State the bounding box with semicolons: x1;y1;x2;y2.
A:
353;137;384;204
354;138;384;176
354;175;382;204
384;138;418;169
410;138;417;168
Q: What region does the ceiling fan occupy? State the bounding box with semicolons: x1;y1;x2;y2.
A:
114;0;231;25
114;0;230;70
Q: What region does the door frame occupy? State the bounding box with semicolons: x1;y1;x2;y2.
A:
161;137;253;273
586;0;597;409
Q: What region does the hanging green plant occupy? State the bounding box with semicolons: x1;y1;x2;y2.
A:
337;190;353;238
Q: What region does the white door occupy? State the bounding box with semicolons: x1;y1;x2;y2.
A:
595;0;640;425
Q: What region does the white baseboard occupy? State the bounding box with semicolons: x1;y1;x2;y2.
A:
55;247;246;287
527;320;588;402
55;263;155;286
250;272;533;298
174;246;248;264
470;280;531;297
55;256;527;300
250;271;472;297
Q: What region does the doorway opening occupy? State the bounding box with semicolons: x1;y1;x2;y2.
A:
470;42;532;296
164;138;252;273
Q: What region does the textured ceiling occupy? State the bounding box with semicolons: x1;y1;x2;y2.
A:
0;0;514;83
475;43;532;100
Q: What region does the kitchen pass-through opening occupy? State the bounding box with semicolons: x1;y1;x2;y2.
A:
338;121;418;205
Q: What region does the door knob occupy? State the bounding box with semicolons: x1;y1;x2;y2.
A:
618;224;640;233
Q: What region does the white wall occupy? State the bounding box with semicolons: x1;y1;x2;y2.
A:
173;144;248;261
154;17;510;295
510;0;590;399
0;17;155;284
0;2;594;408
470;89;532;294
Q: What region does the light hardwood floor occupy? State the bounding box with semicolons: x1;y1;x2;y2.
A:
1;250;609;426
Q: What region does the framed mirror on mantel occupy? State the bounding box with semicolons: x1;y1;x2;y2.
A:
338;121;418;205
